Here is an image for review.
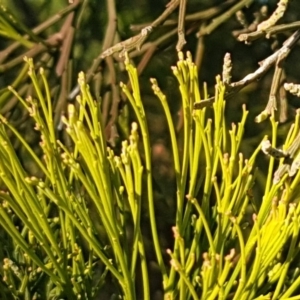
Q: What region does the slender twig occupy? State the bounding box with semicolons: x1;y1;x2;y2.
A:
0;33;63;73
68;0;118;100
257;0;289;31
194;24;205;70
176;0;187;51
279;71;288;123
88;0;118;80
100;0;180;59
254;58;283;123
194;30;300;109
124;27;178;58
103;55;121;144
153;0;179;28
55;12;76;76
130;0;236;31
232;10;263;39
238;21;300;43
198;0;254;36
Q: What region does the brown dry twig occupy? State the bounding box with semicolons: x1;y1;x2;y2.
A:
100;0;180;59
194;29;300;110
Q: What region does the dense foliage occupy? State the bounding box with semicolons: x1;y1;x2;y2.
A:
1;1;300;299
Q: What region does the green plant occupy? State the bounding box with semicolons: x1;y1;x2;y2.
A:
1;0;300;298
1;50;300;300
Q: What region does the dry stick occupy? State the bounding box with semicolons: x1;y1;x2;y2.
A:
255;59;283;123
104;0;236;56
101;91;111;129
68;0;118;100
235;10;249;29
130;0;236;31
70;0;232;98
176;0;187;51
279;71;288;123
255;35;294;122
194;29;300;109
121;27;178;59
260;57;289;124
151;0;180;29
103;55;121;143
271;130;300;183
55;13;76;76
127;21;200;60
0;33;64;73
96;0;120;138
194;25;205;70
137;45;157;75
198;0;254;36
87;0;117;81
257;0;289;32
100;0;180;59
232;9;264;40
54;0;84;126
238;21;300;43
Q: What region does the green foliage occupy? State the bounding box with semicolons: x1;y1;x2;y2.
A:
0;52;300;300
1;1;300;299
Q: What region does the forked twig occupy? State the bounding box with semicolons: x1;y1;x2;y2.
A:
194;29;300;109
101;0;180;59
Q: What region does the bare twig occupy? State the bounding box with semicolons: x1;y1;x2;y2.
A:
55;8;76;76
194;24;205;70
198;0;254;36
238;21;300;43
232;8;266;40
124;28;178;59
262;126;300;183
68;0;118;100
279;73;288;123
176;0;187;51
87;0;118;81
0;33;64;73
130;0;236;31
194;29;300;109
257;0;289;31
101;0;180;59
254;58;283;123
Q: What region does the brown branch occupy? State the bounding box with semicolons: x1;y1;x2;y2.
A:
100;0;180;59
130;0;236;31
0;33;64;73
198;0;254;36
194;29;300;109
176;0;187;51
238;21;300;43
